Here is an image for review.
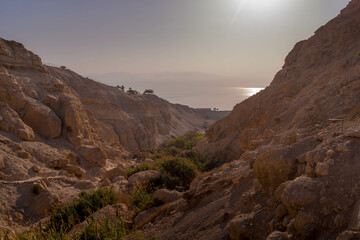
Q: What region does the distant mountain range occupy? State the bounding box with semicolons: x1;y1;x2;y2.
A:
90;72;265;110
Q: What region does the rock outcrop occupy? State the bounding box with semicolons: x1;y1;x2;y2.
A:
0;37;220;230
139;1;360;239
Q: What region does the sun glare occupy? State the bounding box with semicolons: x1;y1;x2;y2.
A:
232;0;285;19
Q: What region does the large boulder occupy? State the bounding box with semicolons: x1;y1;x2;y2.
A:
63;165;86;178
0;104;35;141
153;189;182;203
79;145;107;167
275;176;319;216
23;101;61;139
103;165;126;180
128;170;162;186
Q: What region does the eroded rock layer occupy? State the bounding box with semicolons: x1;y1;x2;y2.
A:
0;38;220;230
141;1;360;239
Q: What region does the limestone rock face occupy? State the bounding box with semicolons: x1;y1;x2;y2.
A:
0;38;45;72
202;0;360;164
139;2;360;239
23;101;62;139
0;104;35;141
21;141;69;168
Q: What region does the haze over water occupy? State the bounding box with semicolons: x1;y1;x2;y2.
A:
92;72;264;110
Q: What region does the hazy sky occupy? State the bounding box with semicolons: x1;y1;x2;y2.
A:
0;0;350;85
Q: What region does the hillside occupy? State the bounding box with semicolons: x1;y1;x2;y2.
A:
136;1;360;239
0;37;225;230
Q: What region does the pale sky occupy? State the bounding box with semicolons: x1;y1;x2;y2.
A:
0;0;350;86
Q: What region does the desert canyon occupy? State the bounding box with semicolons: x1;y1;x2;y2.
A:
0;0;360;239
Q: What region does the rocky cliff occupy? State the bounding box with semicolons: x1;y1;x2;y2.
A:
138;1;360;239
0;38;222;230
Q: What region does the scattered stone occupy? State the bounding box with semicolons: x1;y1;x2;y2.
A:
266;231;290;240
103;165;126;180
253;204;262;212
63;165;86;178
315;163;329;177
346;129;360;138
326;158;335;166
112;175;126;183
336;143;350;152
336;230;360;240
79;145;107;167
326;149;335;158
74;180;95;190
153;189;182;203
32;165;40;172
28;90;38;99
100;178;111;187
128;170;162;186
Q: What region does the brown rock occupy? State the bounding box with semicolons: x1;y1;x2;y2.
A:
63;165;86;178
21;142;69;168
74;180;96;190
315;162;329;177
276;176;318;216
153;189;182;203
0;155;4;170
31;189;59;216
0;104;35;141
128;170;162;186
103;165;126;180
23;101;61;139
266;231;290;240
79;145;106;167
336;143;350;152
28;90;38;99
100;178;111;187
336;230;360;240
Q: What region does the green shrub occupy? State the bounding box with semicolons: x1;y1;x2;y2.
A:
129;188;155;214
77;217;126;240
127;164;152;178
160;157;197;190
179;150;215;172
48;187;118;233
165;131;203;150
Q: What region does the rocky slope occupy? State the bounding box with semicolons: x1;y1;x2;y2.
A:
0;38;223;231
135;1;360;239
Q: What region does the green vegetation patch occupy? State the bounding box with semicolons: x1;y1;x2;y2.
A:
48;187;119;233
76;217;126;240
